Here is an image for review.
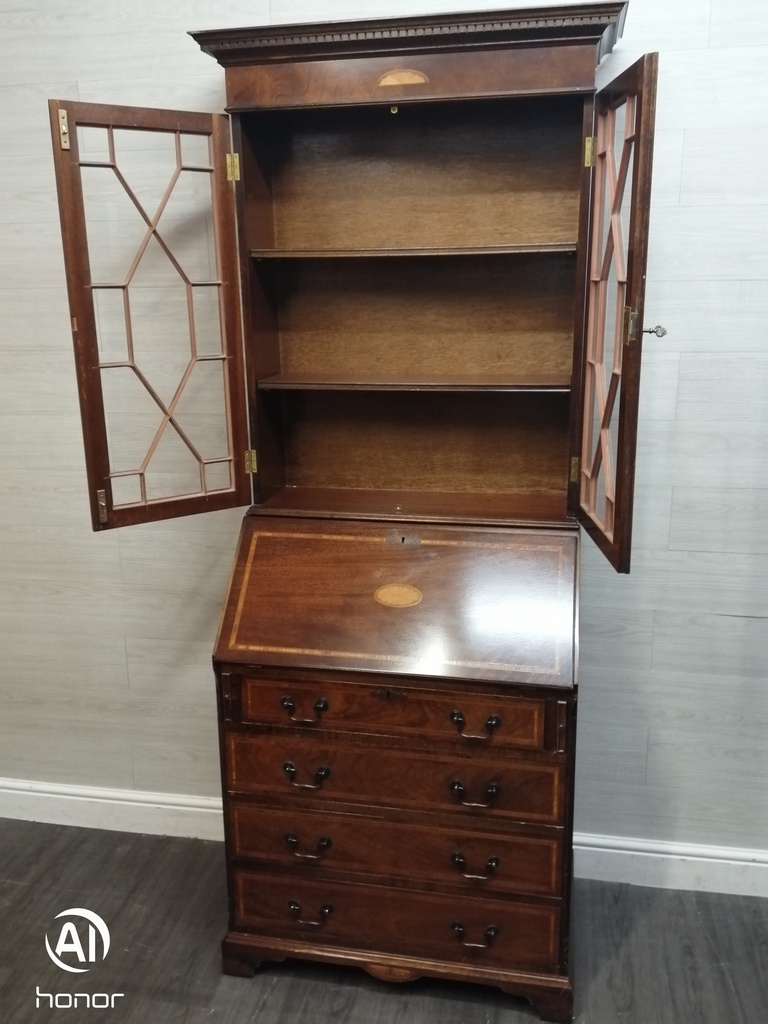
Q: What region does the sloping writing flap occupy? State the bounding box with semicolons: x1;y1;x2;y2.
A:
216;517;578;688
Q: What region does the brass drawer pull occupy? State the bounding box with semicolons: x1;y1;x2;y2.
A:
452;852;500;880
451;922;499;949
288;900;334;927
449;709;502;740
280;695;329;724
449;779;500;808
284;832;333;860
282;761;331;789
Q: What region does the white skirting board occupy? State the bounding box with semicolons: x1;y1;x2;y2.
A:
1;777;767;897
0;777;225;842
573;832;768;898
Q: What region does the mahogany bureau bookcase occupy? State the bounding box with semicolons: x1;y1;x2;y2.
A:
49;4;659;1020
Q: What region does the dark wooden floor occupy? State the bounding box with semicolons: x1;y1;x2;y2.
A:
0;818;765;1023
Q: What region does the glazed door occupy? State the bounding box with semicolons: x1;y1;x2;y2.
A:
575;54;658;573
49;101;250;530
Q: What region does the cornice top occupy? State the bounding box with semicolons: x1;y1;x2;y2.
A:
191;3;628;68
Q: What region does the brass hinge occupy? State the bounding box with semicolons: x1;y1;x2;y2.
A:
58;109;70;151
96;489;108;524
624;306;638;346
244;449;257;474
584;136;596;167
570;457;579;483
226;152;240;181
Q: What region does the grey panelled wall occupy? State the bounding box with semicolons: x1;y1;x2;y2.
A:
1;0;767;882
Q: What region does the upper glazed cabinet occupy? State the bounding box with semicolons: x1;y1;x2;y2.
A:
49;3;657;573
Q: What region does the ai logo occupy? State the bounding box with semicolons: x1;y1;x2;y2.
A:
44;908;110;973
37;908;123;1009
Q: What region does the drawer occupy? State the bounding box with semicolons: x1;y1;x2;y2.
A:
227;733;564;825
233;870;561;971
224;47;595;112
230;801;563;897
236;674;555;752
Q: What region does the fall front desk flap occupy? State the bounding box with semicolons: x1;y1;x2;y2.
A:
216;517;578;688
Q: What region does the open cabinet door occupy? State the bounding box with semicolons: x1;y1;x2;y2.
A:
576;54;658;572
49;100;251;530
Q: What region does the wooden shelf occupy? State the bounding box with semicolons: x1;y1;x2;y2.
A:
251;255;577;385
254;486;571;527
263;390;569;499
258;373;571;392
250;244;578;260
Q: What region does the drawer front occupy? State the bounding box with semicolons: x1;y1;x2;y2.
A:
238;674;551;752
225;47;595;111
230;801;563;897
233;870;561;971
227;733;564;825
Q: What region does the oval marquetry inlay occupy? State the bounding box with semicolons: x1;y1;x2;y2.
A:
374;584;423;608
378;69;429;86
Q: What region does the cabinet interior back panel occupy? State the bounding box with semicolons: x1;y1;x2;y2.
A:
262;254;577;383
269;391;570;495
246;98;584;250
